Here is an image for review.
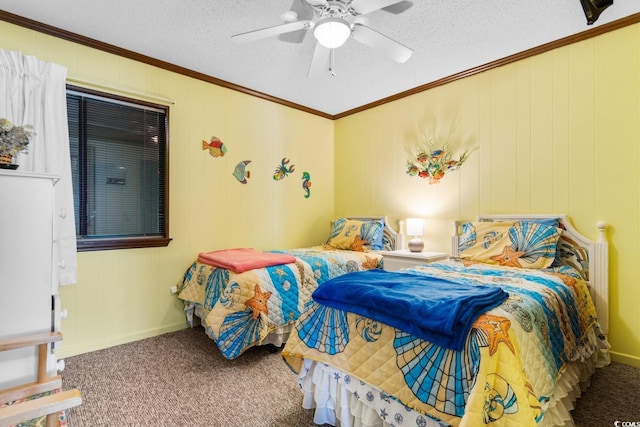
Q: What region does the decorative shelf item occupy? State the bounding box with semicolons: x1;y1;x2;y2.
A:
406;142;468;184
0;118;35;169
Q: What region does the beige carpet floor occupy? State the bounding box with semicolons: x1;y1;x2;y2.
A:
61;327;640;427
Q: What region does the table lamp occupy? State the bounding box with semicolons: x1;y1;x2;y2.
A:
406;218;424;252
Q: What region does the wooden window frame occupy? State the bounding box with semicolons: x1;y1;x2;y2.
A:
67;85;171;252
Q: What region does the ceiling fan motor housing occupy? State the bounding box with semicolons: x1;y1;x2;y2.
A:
311;1;358;20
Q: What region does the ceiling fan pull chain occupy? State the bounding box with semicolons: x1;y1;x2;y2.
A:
329;48;337;76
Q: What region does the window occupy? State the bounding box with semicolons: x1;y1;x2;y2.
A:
67;86;170;251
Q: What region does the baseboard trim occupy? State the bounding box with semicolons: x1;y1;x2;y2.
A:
610;350;640;368
56;325;640;369
56;321;189;358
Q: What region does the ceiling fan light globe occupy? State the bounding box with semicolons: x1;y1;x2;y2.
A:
314;18;351;48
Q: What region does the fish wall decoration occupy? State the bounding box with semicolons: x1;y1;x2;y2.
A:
233;160;251;184
202;136;227;157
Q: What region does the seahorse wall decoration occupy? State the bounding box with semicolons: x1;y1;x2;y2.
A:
301;171;311;198
273;158;295;181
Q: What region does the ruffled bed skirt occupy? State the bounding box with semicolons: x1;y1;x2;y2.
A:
297;326;610;427
299;359;442;427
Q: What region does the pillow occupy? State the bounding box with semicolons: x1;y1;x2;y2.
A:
458;220;562;269
370;219;385;250
326;218;384;252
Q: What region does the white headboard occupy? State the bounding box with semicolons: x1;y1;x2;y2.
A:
451;214;609;334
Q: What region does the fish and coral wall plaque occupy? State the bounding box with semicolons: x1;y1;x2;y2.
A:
406;143;468;184
202;136;227;157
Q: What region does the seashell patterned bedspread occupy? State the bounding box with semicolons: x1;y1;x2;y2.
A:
282;259;609;427
177;246;383;359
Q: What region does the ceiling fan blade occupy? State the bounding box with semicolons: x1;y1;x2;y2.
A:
279;0;315;43
381;1;414;14
351;23;413;63
232;20;312;43
307;42;331;78
350;0;406;15
278;28;308;44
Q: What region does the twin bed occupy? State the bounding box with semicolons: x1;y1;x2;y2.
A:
176;214;610;427
281;214;610;427
176;216;399;359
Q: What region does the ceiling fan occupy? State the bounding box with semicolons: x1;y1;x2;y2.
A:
231;0;415;77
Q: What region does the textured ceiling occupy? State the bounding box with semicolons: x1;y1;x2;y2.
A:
1;1;640;116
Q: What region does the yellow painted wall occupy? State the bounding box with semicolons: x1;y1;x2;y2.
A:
335;24;640;367
3;19;640;368
0;22;335;357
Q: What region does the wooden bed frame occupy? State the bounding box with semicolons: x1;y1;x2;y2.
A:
452;214;609;334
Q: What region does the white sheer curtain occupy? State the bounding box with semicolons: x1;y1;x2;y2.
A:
0;49;77;286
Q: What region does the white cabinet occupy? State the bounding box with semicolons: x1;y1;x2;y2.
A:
379;250;448;271
0;171;60;388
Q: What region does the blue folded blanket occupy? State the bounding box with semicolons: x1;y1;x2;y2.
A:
311;269;508;351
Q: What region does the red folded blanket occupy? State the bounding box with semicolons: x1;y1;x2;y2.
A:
197;248;296;273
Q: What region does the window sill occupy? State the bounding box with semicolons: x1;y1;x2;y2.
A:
77;237;172;252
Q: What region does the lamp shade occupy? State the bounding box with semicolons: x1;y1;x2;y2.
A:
406;218;424;237
314;17;351;48
406;218;425;252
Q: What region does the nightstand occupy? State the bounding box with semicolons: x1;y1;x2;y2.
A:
379;250;448;271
